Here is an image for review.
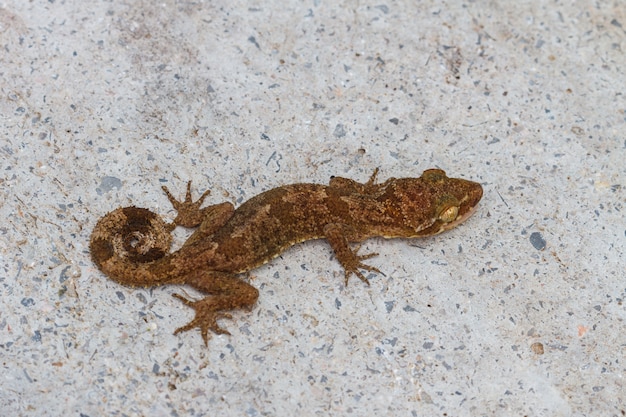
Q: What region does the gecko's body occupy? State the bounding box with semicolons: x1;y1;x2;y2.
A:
90;169;483;344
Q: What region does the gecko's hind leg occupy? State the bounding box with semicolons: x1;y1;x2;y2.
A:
162;181;212;228
172;270;259;345
162;181;235;244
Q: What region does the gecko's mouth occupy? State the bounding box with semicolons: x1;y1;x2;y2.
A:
414;205;478;237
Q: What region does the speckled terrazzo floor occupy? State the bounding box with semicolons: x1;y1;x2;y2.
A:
1;1;624;416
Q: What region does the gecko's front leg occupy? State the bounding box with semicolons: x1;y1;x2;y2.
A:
329;168;395;196
323;223;383;286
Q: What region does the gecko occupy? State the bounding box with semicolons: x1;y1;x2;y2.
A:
90;168;483;345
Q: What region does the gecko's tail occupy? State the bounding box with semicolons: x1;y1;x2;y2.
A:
90;207;175;287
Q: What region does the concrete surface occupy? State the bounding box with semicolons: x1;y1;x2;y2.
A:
1;1;624;416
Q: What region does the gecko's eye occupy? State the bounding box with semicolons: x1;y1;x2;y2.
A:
435;194;460;223
438;205;459;223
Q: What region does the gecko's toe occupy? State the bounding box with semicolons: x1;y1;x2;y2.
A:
198;313;232;345
344;269;370;287
172;292;193;306
357;252;378;261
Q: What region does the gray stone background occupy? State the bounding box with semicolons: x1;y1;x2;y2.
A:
1;1;624;415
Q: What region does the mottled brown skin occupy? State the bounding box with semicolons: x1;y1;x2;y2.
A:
90;169;483;345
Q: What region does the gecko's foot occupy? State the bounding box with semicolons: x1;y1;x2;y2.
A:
343;249;384;287
172;293;232;346
162;181;211;228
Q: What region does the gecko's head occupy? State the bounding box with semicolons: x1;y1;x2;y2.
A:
392;169;483;237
